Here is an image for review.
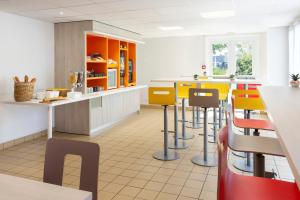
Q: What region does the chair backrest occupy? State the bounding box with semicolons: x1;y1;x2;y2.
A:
189;88;219;108
236;84;262;98
148;87;176;106
201;83;230;101
232;89;265;111
217;126;229;200
177;82;197;99
43;138;100;200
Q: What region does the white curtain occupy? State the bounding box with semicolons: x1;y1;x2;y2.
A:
289;22;300;74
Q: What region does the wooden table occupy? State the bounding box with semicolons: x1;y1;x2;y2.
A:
259;86;300;189
0;173;92;200
0;85;146;138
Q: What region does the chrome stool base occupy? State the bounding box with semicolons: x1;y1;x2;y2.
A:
233;158;254;173
191;153;217;167
168;141;188;149
153;151;180;161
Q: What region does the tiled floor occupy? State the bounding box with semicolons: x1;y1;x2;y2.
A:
0;107;294;200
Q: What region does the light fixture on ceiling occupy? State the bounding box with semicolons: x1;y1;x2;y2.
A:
201;10;235;19
59;11;64;16
158;26;183;31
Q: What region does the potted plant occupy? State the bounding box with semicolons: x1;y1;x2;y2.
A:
193;74;199;80
290;73;300;87
229;74;235;81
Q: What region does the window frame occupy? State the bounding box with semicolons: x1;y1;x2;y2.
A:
205;34;260;78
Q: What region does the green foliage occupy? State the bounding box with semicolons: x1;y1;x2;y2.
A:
213;67;227;75
290;73;300;81
212;44;227;54
236;52;252;75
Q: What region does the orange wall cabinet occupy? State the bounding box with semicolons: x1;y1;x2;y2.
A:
85;33;137;93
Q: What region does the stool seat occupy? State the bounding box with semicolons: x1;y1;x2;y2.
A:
221;170;300;200
234;117;275;131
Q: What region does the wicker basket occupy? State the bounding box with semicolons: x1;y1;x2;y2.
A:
14;82;35;102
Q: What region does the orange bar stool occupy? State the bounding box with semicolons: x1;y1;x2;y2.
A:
217;126;300;200
148;87;180;161
189;88;219;166
201;82;230;142
231;89;269;173
177;82;196;140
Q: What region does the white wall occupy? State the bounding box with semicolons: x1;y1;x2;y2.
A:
0;12;54;143
266;27;289;86
137;36;205;103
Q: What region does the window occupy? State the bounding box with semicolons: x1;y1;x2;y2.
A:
206;35;259;77
235;43;253;76
212;43;229;75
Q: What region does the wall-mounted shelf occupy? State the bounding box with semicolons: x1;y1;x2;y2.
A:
87;77;107;80
87;60;107;64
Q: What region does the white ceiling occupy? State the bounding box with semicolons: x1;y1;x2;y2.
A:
0;0;300;37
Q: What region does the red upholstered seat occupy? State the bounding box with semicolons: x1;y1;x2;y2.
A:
217;126;300;200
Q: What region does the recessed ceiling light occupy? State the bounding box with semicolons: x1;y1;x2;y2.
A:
59;11;64;16
201;10;235;19
158;26;183;31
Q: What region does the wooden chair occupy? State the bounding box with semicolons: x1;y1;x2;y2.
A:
217;126;300;200
43;138;100;200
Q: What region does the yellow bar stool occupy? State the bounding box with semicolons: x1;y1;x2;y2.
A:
189;88;219;166
177;82;196;140
201;82;230;142
148;87;180;161
232;89;265;172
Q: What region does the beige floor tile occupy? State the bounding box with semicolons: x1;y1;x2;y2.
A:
112;194;134;200
128;178;148;188
119;186;141;197
155;192;178;200
98;191;116;200
102;183;125;193
162;184;183;195
184;179;204;189
136;189;159;200
200;190;217;200
180;187;201;199
177;196;197;200
145;181;165;192
112;176;133;185
151;174;170;183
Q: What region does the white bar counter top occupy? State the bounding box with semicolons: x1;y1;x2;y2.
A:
0;85;147;108
0;85;147;138
0;173;92;200
259;86;300;189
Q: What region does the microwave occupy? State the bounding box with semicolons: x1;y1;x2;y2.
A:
108;69;117;89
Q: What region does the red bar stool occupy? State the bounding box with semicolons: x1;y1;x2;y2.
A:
217;126;300;200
